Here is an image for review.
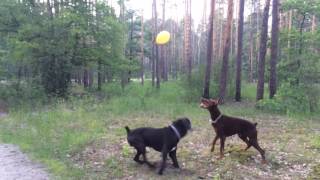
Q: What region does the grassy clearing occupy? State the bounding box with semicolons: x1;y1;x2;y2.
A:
0;81;319;179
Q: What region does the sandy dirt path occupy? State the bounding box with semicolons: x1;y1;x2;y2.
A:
0;144;50;180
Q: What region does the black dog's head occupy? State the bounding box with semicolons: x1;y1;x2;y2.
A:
172;117;192;137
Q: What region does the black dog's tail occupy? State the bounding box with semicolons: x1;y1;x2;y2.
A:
254;123;258;127
125;126;131;134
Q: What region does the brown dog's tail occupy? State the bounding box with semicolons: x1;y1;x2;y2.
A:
254;123;258;127
125;126;131;134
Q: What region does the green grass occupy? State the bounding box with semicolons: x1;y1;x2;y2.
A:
0;81;318;179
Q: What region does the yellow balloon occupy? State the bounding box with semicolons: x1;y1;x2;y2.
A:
156;31;171;45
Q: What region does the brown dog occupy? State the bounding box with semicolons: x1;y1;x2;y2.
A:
200;98;266;163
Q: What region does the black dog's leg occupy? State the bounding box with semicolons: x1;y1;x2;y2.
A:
158;149;168;175
133;150;143;164
169;149;179;168
210;135;219;152
141;149;155;168
219;136;226;159
135;144;154;168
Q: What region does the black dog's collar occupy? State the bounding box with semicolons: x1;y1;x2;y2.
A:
169;125;181;140
209;114;223;124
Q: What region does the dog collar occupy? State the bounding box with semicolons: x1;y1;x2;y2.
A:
169;125;181;140
209;114;223;124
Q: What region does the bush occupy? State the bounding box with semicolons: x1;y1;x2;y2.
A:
0;80;48;108
257;83;320;115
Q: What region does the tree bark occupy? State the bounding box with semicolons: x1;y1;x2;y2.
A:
140;14;144;85
151;1;155;87
218;0;234;102
153;0;160;89
256;0;271;101
269;0;279;98
249;4;254;83
184;0;192;82
235;0;245;101
203;0;216;98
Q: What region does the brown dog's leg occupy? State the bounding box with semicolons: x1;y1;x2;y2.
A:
218;136;226;159
238;134;251;151
249;138;266;163
210;135;219;152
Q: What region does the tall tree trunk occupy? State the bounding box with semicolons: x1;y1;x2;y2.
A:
140;14;144;85
151;1;156;87
98;61;102;90
235;0;245;101
249;4;254;83
153;0;160;89
53;0;59;15
312;15;316;34
269;0;279;98
89;69;94;88
296;13;306;85
255;0;261;74
203;0;216;98
128;13;134;83
256;0;271;101
161;0;168;81
287;10;292;49
83;68;89;88
184;0;192;82
218;0;234;102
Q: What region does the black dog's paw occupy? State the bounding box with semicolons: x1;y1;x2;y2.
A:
147;163;156;169
157;170;163;175
173;164;179;168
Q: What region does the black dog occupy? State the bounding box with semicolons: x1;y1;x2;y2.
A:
200;98;266;163
125;117;192;175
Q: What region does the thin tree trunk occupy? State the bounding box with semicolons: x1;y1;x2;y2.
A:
296;13;306;85
203;0;216;98
83;68;89;88
151;1;155;87
269;0;279;98
287;10;292;48
218;0;234;102
235;0;245;101
153;0;160;89
256;0;271;101
312;15;316;33
140;13;144;85
255;0;261;75
184;0;192;82
249;4;254;83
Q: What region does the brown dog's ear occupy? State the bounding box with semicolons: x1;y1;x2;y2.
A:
201;97;209;102
209;98;219;105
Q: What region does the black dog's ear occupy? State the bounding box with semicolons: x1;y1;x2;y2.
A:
183;118;191;129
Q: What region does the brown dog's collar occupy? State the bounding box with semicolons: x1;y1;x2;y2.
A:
209;114;223;124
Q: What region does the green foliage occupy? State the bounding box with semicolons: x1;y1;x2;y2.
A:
257;83;320;114
0;0;128;97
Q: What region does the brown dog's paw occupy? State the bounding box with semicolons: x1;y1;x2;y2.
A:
217;154;225;160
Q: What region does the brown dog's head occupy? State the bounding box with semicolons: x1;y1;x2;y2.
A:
199;98;220;109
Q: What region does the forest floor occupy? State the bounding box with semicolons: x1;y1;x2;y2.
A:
71;102;320;180
0;83;319;179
